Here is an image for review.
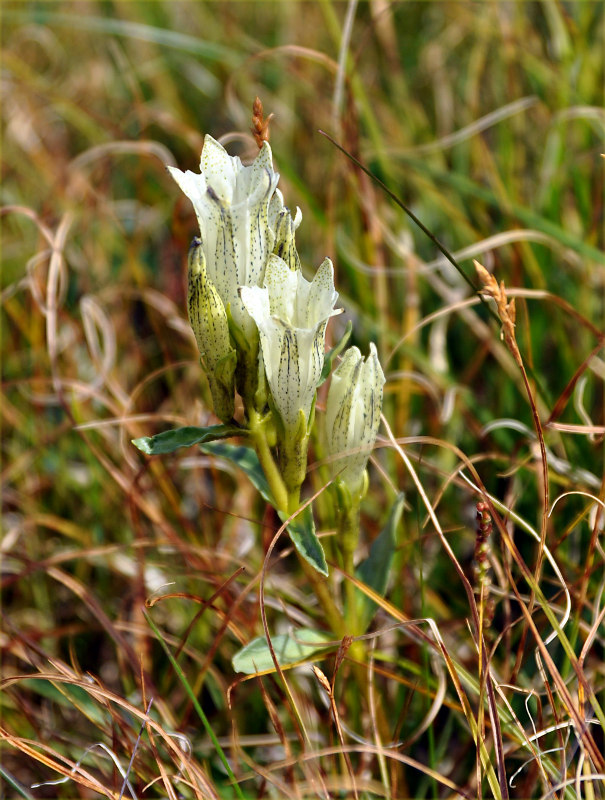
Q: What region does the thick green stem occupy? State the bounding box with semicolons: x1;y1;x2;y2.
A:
342;505;361;638
249;404;372;722
295;550;346;639
286;489;301;516
248;409;346;636
337;496;362;638
248;409;289;513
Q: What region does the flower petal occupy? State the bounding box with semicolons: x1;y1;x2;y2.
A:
238;284;271;331
264;255;298;321
199;135;241;204
299;258;338;328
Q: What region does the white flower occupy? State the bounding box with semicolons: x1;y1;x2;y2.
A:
168;135;287;338
240;255;339;436
325;343;385;496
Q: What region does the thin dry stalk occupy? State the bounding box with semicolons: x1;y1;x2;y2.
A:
474;261;551;688
312;662;359;800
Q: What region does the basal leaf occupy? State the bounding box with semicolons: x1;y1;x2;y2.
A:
232;627;333;674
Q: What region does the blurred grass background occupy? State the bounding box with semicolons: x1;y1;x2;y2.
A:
1;1;604;798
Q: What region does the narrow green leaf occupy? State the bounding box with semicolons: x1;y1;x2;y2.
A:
281;503;328;576
144;611;246;800
20;678;107;726
6;10;237;63
356;492;405;629
0;765;33;799
132;424;242;455
232;627;333;674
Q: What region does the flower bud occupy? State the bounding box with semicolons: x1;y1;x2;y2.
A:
325;343;385;498
188;239;237;422
272;205;302;271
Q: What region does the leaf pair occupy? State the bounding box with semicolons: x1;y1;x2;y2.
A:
132;428;328;576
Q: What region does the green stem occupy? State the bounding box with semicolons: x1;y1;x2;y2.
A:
296;550;346;638
249;404;372;718
248;408;289;513
339;498;362;638
286;489;300;516
248;409;346;637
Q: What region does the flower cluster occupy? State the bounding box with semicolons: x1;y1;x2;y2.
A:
170;134;384;498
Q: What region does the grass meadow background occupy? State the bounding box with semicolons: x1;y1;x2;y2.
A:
1;1;604;798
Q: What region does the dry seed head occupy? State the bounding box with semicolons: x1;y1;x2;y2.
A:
474;260;522;366
251;96;274;148
334;635;353;674
312;665;332;694
473;501;495;630
474;501;492;587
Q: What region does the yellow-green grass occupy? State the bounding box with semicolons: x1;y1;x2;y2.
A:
1;2;603;797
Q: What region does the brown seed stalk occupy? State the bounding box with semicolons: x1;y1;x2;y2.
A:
474;501;495;632
251;96;274;148
474;260;522;367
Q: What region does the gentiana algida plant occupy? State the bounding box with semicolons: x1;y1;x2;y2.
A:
133;112;404;673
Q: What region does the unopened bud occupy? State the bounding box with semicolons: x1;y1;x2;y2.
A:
325;343;385;498
188;239;237;421
273;206;302;271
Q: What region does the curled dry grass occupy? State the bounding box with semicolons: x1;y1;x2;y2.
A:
1;2;604;798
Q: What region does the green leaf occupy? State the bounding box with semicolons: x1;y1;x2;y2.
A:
281;503;328;576
232;627;333;674
200;441;273;503
319;320;353;386
201;443;328;576
355;492;405;630
132;424;242;456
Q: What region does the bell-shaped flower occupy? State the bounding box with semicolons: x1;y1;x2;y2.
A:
240;255;339;438
325;343;385;497
187;238;237;421
168;135;287;340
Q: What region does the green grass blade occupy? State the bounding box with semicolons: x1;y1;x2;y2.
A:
144;611;246;800
5;9;237;62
